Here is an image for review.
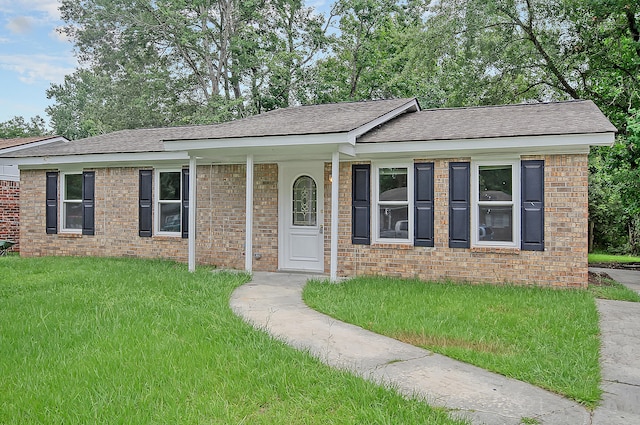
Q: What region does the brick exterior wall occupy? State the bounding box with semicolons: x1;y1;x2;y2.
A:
327;154;589;288
19;154;588;287
0;179;20;251
19;165;279;271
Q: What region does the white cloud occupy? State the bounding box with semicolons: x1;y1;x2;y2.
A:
0;54;75;85
0;0;62;21
6;16;34;34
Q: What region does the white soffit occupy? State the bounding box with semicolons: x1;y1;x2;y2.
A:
355;132;615;157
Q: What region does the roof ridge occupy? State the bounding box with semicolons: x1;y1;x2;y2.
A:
419;99;591;113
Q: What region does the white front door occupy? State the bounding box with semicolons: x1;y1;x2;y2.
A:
279;164;324;272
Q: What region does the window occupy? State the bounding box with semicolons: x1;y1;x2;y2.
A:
292;175;317;226
61;173;82;231
156;170;182;234
472;162;519;247
373;165;412;242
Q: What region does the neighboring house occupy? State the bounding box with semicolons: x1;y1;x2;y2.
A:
0;136;68;250
0;99;616;287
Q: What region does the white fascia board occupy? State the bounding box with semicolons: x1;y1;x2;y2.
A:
0;136;68;155
346;99;420;144
164;132;350;151
6;151;190;169
355;133;615;157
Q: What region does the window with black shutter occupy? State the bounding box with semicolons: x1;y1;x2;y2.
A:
139;170;153;237
352;164;371;245
82;171;95;235
45;172;58;234
449;162;470;248
414;162;434;247
521;160;545;251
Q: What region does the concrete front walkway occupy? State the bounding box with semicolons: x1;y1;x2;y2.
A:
230;272;592;424
589;267;640;424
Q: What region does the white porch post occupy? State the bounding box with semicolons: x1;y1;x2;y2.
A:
188;156;197;272
330;151;340;282
245;154;254;273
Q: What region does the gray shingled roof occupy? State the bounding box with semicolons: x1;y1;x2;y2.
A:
1;98;616;159
0;135;64;151
3;98;415;158
358;100;617;143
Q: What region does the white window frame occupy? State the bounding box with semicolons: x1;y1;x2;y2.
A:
155;169;182;236
471;160;520;248
60;172;82;233
372;162;414;244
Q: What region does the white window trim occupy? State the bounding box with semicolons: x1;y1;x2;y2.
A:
155;169;182;236
60;171;82;233
372;162;414;244
471;160;521;248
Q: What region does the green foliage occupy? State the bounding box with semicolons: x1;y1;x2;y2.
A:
0;257;465;425
0;116;49;139
304;276;602;407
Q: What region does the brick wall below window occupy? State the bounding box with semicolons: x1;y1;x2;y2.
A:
0;179;20;251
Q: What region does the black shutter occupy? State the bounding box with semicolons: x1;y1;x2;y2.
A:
414;162;434;247
139;170;153;237
521;160;545;251
352;164;371;245
82;171;95;235
45;172;58;234
181;168;189;239
449;162;470;248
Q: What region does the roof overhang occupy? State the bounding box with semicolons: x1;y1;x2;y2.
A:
354;132;615;160
0;136;68;154
3;151;190;170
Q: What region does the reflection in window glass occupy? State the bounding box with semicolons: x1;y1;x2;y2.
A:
478;206;513;242
63;173;82;230
160;172;181;200
477;165;514;243
292;176;317;226
158;171;181;233
160;203;181;232
479;165;512;201
378;167;409;240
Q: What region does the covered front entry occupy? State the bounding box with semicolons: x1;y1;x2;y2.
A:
279;163;324;272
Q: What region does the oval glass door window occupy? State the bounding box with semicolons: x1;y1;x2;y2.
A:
292;175;317;226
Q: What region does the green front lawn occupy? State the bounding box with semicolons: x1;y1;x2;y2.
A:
304;277;601;408
589;253;640;264
0;257;464;424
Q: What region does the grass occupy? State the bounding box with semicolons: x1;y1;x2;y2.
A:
304;276;602;408
587;271;640;301
0;256;465;425
589;253;640;264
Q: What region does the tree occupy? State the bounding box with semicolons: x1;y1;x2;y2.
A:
50;0;333;138
0;116;49;139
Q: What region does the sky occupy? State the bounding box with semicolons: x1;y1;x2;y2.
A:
0;0;76;125
0;0;331;129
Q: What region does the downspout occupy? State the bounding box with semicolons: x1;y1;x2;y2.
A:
245;154;254;273
330;151;340;282
188;156;197;272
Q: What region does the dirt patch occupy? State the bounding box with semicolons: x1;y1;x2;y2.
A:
589;271;616;286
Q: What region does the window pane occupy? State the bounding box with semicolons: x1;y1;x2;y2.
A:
479;165;512;201
292;176;317;226
159;203;181;232
379;168;407;201
379;205;408;239
160;172;181;200
478;206;513;242
65;174;82;200
64;202;82;229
